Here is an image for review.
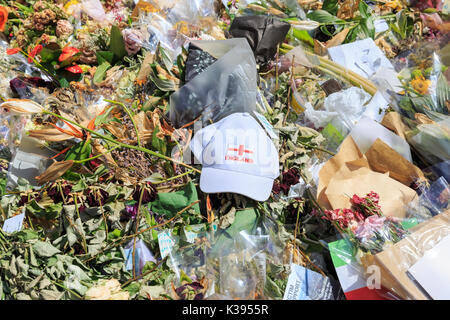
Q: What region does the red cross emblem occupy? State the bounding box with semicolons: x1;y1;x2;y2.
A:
228;145;253;156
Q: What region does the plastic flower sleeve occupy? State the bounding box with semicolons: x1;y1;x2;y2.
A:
169;38;257;128
123;239;157;276
359;210;450;300
406;176;449;222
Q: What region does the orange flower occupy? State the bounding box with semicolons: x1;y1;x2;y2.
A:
59;46;80;62
410;75;431;95
0;6;8;32
6;47;20;55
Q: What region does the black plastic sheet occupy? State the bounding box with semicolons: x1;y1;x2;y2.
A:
229;15;291;65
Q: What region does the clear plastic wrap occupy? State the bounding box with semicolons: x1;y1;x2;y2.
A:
407;176;449;221
169;38;257;128
132;0;218;58
124;239;157;276
326;190;450;300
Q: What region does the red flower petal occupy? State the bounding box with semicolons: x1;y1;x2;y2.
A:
0;6;8;33
6;48;20;55
65;65;83;73
59;47;80;62
27;45;43;63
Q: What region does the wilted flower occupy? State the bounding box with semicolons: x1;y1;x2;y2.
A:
132;182;157;204
272;168;301;195
122;29;143;56
85;188;109;207
47;183;73;204
56;19;74;37
125;203;138;218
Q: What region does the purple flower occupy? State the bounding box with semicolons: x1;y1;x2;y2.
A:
126;203;139;219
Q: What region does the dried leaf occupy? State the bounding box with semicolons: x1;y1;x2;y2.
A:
415;113;435;125
134;111;155;144
92;141;118;167
314;39;328;56
1;99;43;115
337;0;360;20
326;28;350;49
35;160;74;185
219;207;236;229
28;128;74;142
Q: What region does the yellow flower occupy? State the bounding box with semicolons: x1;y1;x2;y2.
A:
410;75;431;95
383;0;403;11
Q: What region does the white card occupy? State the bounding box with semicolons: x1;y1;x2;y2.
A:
374;19;389;33
328;38;395;79
408;235;450;300
2;210;25;233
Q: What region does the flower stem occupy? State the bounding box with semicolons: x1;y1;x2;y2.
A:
152;169;194;185
132;187;145;278
73;146;120;164
42;110;201;174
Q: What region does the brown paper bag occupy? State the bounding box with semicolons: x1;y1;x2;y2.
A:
370;210;450;300
365;139;426;186
317;136;363;209
381;112;409;139
325;165;417;218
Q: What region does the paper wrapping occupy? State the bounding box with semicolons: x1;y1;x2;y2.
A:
317;136;420;218
362;210;450;300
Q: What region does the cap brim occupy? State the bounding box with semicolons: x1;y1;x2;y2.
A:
200;167;274;202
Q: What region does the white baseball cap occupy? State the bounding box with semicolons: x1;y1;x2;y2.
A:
190;113;279;201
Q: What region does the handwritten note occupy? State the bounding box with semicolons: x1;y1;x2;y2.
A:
327;38;402;92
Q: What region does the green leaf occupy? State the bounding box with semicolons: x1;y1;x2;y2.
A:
150;182;201;218
320;25;334;37
64;140;92;161
322;0;338;15
109;25;127;59
94;106;114;126
124;282;141;296
39;47;61;64
307;10;344;24
32;241;60;258
93;61;111;84
360;16;375;39
358;0;371;19
151;126;167;155
15;229;39;242
27;200;62;220
96;51;115;65
292;29;314;47
59;77;70;88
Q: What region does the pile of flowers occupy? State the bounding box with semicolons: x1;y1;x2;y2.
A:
323;192;408;254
